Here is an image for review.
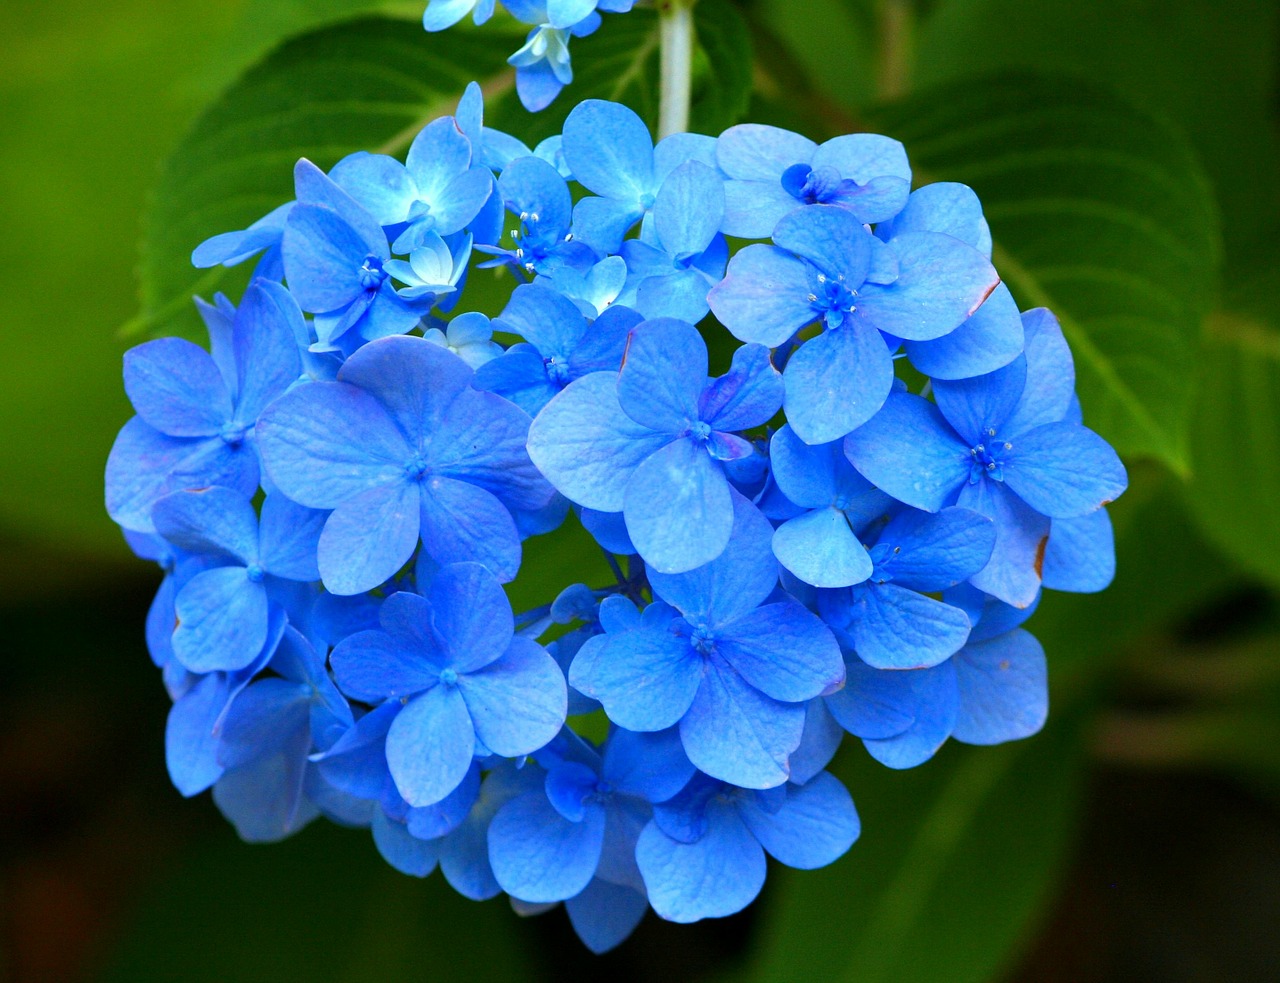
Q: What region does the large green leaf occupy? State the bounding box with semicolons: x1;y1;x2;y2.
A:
734;719;1085;983
867;75;1221;473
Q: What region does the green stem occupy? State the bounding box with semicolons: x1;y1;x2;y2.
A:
876;0;914;100
657;0;695;138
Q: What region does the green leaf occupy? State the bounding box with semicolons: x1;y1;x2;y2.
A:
134;15;518;341
486;0;753;143
867;74;1222;473
735;719;1085;983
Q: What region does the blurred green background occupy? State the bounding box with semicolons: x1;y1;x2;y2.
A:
3;0;1279;980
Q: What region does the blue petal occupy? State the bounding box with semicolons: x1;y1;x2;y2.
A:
328;152;415;225
579;507;636;555
772;205;873;286
647;490;778;625
123;338;231;437
514;54;568;113
404;116;473;201
547;0;599;29
878;505;997;591
960;479;1051;609
635;803;766;922
812;132;910;185
862;660;960;769
855;231;999;341
824;649;915;739
331;596;444;701
706;244;815;347
1004;422;1128;518
603;726;696;803
152;487;259;564
489;790;606;902
784;318;894;444
904;282;1023;380
680;654;804;788
258;495;326;581
460;636;566;756
952;629;1048;745
495;281;585;357
213;741;318;843
570;625;701;731
528;372;673;511
1004;308;1076;435
933;353;1029;447
562;99;653;202
616;317;707;433
423;0;485;31
172;567;269;673
878;182;989;253
624;438;733;574
700;343;783;433
773;507;872;589
571;194;644;255
418;476;522;582
429;562;514;672
372;809;440;877
281;203;385;313
165;673;230;796
635;269;714;323
851;584;972;670
770;425;860;508
716;123;814;181
256;382;410;507
716;602;845;701
653;161;724;258
317;478;420;595
234;280;304;422
407;761;481;839
789;699;844;784
721;179;799;239
1042;509;1115;593
844;392;969;512
472;350;558;416
386;684;475;807
565;880;649;954
739;771;859;868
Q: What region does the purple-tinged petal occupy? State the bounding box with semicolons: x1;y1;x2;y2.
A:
317;479;419;595
700;343;783;433
1042;509;1115;593
784;318;894;444
460;636;567;756
123;338;231;437
570;625;701;732
529;372;674;511
258;495;326;582
844;392;969;512
636;803;766;922
1004;423;1127;518
707;244;816;348
428;562;514;672
489;791;606;902
951;629;1048;744
739;772;859;869
386;684;475;807
680;655;804;788
624;438;733;574
855;232;999;342
338;335;472;447
616;317;707;433
172;568;268;673
152;487;258;564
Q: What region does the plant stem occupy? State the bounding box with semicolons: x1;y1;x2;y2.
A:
657;0;695;138
876;0;914;101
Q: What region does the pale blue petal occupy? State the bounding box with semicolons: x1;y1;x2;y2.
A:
562;99;653;201
386;684;476;807
716;123;815;181
460;636;566;756
123;338;231;437
851;584;972;670
330;628;440;705
739;772;859;869
1004;308;1076;435
904;282;1023;380
625;438;733;574
951;629;1048;744
429;562;514;672
706;244;816;347
717;602;845;701
571;194;644;254
418;476;522;582
281;204;380;313
405;116;473;201
958;479;1050;609
844;392;969;512
654;161;724;257
1042;509;1115;593
700;343;783;433
489;791;606;902
152;487;259;563
258;495;326;581
772;204;873;284
172;567;269;672
812;133;910;184
328;152;415;225
317;479;419;595
720;179;799;239
878;182;989;252
616;317;707;432
784;318;894;444
773;507;872;589
569;627;701;731
1004;423;1128;518
635;269;714;323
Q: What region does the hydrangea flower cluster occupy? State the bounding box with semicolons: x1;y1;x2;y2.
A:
423;0;638;110
106;85;1126;952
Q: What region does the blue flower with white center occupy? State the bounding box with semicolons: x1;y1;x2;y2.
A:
474;283;639;415
328;118;494;253
570;496;844;788
708;204;1000;444
814;505;995;670
539;255;628;317
844;308;1127;607
477;154;596;276
716;123;911;238
330;564;567;806
488;726;693;904
281;161;427;352
528;317;783;572
151;487;326;673
767;423;894;588
825;589;1046;769
635;769;859;923
422;311;502;369
616;160;728;323
562;100;719;253
212;626;354;843
381;232;472;307
876;183;1025;380
106;279;300;533
257;334;553;594
191;201;291;281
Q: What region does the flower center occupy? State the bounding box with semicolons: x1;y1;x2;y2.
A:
220;423;247;446
691;623;716;655
781;163;843;204
359;254;387;289
969;427;1011;483
688;420;713;442
439;667;458;687
245;564;265;583
404;454;430;481
543;353;571;386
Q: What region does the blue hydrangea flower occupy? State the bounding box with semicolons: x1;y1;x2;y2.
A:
474;283;639;415
151;487;326;673
487;726;693;903
422;311;502;368
716;123;911;238
845;308;1127;607
478;154;596;276
106;279;300;532
381;232;472;306
767;423;893;588
257;335;553;593
616;160;727;323
562;100;719;253
635;769;859;922
570;496;844;787
529;318;782;572
814;506;996;670
708;204;1000;443
191;201;291;280
330;563;567;806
